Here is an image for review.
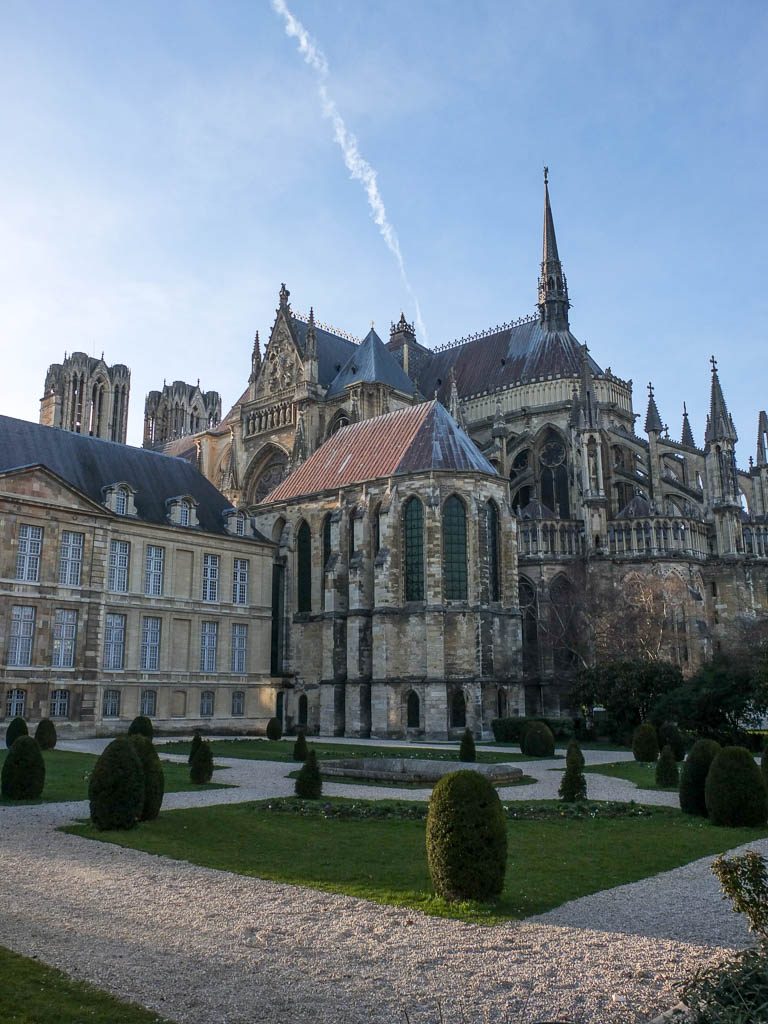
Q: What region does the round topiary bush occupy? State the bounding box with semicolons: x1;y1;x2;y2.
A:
128;734;165;821
520;721;555;758
293;730;308;762
1;735;45;800
189;740;214;784
559;741;587;802
658;722;685;762
705;746;768;827
5;717;28;749
88;737;145;830
632;722;659;763
188;731;203;765
679;738;721;816
295;749;322;799
127;715;154;740
266;717;282;741
426;770;507;901
459;727;476;763
655;744;679;788
34;718;57;751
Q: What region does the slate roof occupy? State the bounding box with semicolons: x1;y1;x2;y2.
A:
290;316;357;389
325;328;415;398
264;401;497;503
417;318;602;403
0;415;240;536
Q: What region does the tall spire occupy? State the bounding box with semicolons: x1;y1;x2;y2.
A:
757;410;768;467
249;330;261;384
644;382;663;434
537;167;570;330
705;356;738;444
681;402;695;448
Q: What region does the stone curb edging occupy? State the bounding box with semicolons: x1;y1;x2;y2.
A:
646;1002;690;1023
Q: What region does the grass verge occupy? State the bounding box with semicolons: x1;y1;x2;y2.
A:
0;945;174;1023
65;797;767;924
0;749;230;805
582;760;680;792
286;771;538;789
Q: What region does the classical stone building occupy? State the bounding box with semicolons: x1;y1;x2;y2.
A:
143;380;222;449
40;352;130;444
252;401;521;739
0;415;278;735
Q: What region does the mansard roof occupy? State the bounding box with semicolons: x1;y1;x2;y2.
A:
289;315;357;389
325;328;415;398
0;414;239;536
264;400;497;502
417;319;603;403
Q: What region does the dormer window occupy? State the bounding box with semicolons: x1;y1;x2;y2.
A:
103;482;137;517
115;487;128;516
223;509;250;537
179;501;191;527
235;513;245;536
167;495;199;528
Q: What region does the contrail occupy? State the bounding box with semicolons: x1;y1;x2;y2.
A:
271;0;427;341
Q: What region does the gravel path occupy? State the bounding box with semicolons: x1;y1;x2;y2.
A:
0;740;755;1024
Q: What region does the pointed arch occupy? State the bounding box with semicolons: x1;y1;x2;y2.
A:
442;494;468;601
296;520;312;613
402;496;425;601
519;576;539;675
406;690;420;729
244;443;290;505
450;689;467;729
485;499;501;602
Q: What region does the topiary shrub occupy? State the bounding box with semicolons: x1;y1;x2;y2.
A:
295;749;322;799
1;735;45;799
657;721;685;762
189;740;214;784
128;734;165;821
705;746;768;827
266;717;282;741
520;721;555;758
680;738;721;816
559;741;587;802
5;717;28;749
761;742;768;793
632;722;659;763
459;728;476;763
188;731;203;765
89;737;145;830
293;730;308;762
655;744;679;788
127;715;154;740
426;770;507;901
34;718;57;751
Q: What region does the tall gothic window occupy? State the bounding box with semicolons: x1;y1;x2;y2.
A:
539;430;570;517
406;690;420;729
403;497;424;601
297;521;312;612
443;495;468;601
519;578;539;675
322;514;332;570
486;500;500;602
372;503;381;557
450;690;467;729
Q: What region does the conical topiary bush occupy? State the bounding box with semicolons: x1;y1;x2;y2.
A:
632;722;659;763
679;738;721;816
188;731;203;765
1;735;45;800
34;718;57;751
293;730;308;762
459;728;476;763
295;749;322;799
655;744;679;788
559;740;587;802
190;740;214;784
705;746;768;827
127;715;154;740
129;734;165;821
88;737;145;830
5;717;28;749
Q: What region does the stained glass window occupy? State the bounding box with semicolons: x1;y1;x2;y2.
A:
403;497;424;601
486;501;500;602
443;495;467;601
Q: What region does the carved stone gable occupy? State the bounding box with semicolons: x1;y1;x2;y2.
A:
256;318;303;399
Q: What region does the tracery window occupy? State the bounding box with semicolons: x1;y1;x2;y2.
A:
486;501;501;602
297;521;312;612
443;495;468;601
539;431;570;517
519;578;539;674
403;497;424;602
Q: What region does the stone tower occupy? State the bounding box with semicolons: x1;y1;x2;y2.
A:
143;380;222;448
39;352;130;443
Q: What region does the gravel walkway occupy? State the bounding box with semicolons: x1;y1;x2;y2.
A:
0;740;756;1024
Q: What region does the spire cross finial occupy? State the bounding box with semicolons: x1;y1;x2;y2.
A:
710;355;718;373
683;401;688;415
647;381;655;399
544;165;549;185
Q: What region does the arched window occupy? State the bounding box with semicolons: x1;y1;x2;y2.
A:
539;430;570;517
450;690;466;729
276;691;284;722
403;497;424;601
519;578;538;675
200;690;214;717
6;688;26;718
178;500;191;527
486;500;500;602
371;503;381;557
497;688;508;719
328;411;351;436
406;690;420;729
322;514;332;570
549;575;577;671
296;521;312;612
298;693;308;726
50;688;70;718
348;513;356;563
140;689;157;717
443;496;468;601
231;690;245;717
115;487;128;516
234;512;246;536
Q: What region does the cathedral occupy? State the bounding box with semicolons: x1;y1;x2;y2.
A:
27;173;768;738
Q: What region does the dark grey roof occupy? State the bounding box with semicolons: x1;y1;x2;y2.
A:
417;318;603;402
290;316;357;389
325;328;415;398
644;391;664;434
0;415;242;536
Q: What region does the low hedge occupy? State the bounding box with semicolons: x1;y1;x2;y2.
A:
491;716;574;743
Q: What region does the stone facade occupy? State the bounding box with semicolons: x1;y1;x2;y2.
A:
143;380;222;449
40;352;130;444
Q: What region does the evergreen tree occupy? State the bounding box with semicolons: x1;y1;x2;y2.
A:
655;744;679;788
293;730;308;762
190;740;214;784
559;741;587;802
295;749;322;799
459;728;476;763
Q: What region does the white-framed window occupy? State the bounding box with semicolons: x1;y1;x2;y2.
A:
8;606;35;667
231;623;247;674
235;513;246;536
140;616;162;671
58;531;84;587
52;608;77;669
50;688;70;718
102;688;121;718
232;558;249;605
231;690;245;716
202;554;219;602
15;524;43;582
140;689;157;717
6;688;26;717
103;613;126;670
114;487;129;516
200;621;218;672
144;545;164;597
200;689;215;717
179;500;191;527
108;540;130;592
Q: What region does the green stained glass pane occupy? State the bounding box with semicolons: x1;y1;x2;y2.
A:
443;496;467;601
403;497;424;601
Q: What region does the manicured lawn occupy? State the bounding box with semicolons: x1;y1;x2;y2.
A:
155;738;542;763
0;749;230;805
290;770;538;789
0;945;174;1024
583;760;680;792
66;798;768;924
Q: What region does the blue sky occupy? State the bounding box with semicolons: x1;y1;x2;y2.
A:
1;0;766;453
